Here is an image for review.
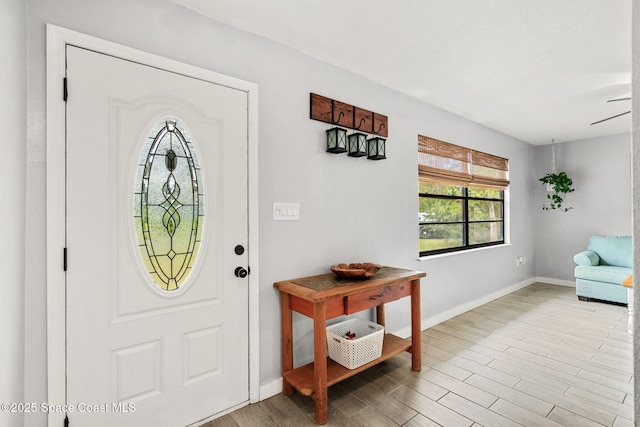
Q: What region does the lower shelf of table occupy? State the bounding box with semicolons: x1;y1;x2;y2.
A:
282;333;412;397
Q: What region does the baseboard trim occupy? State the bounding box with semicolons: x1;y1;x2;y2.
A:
260;377;284;400
393;277;537;339
535;276;576;287
258;276;570;401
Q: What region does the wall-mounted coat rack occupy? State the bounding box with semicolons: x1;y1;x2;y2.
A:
310;93;388;137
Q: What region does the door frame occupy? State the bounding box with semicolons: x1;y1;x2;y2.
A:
46;24;260;426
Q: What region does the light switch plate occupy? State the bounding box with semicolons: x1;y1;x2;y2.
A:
273;202;300;220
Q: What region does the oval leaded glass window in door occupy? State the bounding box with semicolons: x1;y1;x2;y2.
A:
134;119;204;292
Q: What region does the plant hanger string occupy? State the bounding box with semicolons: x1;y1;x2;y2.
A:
550;139;557;174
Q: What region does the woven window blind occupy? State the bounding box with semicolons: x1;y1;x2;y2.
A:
418;135;509;189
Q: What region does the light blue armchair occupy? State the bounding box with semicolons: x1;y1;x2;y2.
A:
573;235;631;305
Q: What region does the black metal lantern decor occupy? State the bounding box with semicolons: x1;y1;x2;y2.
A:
367;136;386;160
326;127;347;153
311;94;389;160
348;132;367;157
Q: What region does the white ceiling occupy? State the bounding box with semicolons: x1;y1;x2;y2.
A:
174;0;632;145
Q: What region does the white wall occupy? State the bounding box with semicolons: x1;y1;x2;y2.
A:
632;0;639;422
1;1;26;426
25;0;535;422
534;134;632;282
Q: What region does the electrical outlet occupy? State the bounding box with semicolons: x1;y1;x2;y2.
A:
516;256;526;266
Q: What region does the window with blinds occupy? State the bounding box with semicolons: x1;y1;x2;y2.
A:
418;135;508;256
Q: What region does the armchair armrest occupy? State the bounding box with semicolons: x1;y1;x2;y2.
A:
574;250;600;266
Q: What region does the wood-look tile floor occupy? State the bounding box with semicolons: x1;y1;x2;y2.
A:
203;283;633;426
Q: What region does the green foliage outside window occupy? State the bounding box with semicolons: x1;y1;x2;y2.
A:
419;183;504;255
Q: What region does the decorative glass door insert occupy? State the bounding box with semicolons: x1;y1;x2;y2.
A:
134;119;204;291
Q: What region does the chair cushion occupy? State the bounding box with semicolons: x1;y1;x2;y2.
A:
587;235;632;268
574;265;631;285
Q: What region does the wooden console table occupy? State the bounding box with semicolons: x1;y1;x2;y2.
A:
274;266;426;424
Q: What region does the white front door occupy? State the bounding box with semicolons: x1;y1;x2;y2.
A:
65;45;250;426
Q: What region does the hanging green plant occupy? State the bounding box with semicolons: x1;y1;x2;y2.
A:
539;172;575;211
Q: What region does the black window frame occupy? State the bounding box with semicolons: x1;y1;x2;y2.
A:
419;185;505;257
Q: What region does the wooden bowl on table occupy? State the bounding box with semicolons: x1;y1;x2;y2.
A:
330;263;381;279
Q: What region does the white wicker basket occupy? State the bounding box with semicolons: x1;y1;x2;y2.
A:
326;318;384;369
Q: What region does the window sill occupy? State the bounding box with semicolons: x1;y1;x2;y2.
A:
417;243;512;261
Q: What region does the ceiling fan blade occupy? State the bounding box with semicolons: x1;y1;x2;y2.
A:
606;97;631;102
590;110;631;125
